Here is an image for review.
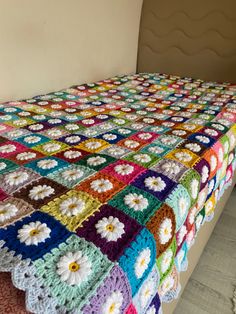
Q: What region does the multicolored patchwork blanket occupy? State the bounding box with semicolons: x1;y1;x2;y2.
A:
0;73;235;314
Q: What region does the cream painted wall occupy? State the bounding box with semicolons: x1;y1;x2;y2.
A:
0;0;143;102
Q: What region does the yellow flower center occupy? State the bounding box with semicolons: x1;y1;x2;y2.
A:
69;203;77;210
30;229;40;236
69;262;80;272
140;258;146;266
133;199;140;204
0;210;6;215
106;224;114;232
164;227;169;235
144;288;150;297
109;303;116;313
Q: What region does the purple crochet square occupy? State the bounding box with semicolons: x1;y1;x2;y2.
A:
132;169;176;201
147;293;161;313
76;204;142;262
193;158;210;189
82;265;132;314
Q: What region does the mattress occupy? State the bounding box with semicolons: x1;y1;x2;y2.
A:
0;73;235;314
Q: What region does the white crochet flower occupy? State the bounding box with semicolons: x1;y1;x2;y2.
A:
204;129;218;137
62;169;84;181
190;179;199;199
0;162;7;170
5;171;29;186
160;136;176;146
210;155;217;172
178;197;188;217
148;146;164;154
144;176;166;192
114;164;134;176
37;159;58;169
65;136;81;144
114;118;125;125
161;161;180;175
124;140;139;149
185;143;201;153
118;128;131;135
24;136;41;144
140;280;155;308
172;130;186;136
101;291;123;314
103;134;117;141
135;248;151;279
64;150;82;159
133;154;151;163
48;119;62;124
195;135;210;144
0;203;18;222
59;197;85;216
43;143;61;153
138;133;152;140
17;221;51;245
107;147;125;156
196;214;203;230
124;193;149;211
205;200;214;215
161;275;175;295
161;249;173;273
87;156;106;166
146;305;156;314
57;251;92;286
90;179;113;193
29;185;55;200
82;119;95;125
0;144;16;154
47;129;63;137
29;124;43;131
95;216;125;242
16;152;37;161
159;218;173;245
177;225;187;245
85;141;102;150
65;123;80;131
174;152;192;162
201;166;209;183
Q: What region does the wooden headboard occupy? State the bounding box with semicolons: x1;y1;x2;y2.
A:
137;0;236;82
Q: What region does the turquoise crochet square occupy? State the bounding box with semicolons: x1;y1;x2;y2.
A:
47;164;96;188
118;228;156;296
33;235;113;311
165;184;191;231
0;158;19;175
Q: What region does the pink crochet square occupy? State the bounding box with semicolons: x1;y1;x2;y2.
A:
128;131;160;144
0;124;14;134
212;141;224;170
0;141;27;158
101;160;146;184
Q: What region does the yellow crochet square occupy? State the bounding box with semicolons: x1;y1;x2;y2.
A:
76;138;110;153
5;118;35;128
41;190;102;232
165;148;200;167
175;124;202;133
33;140;69;156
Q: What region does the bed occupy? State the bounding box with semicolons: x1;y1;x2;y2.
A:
0;72;235;313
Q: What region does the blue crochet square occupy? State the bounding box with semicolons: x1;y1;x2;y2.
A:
132;169;176;201
188;133;216;147
17;134;50;148
118;228;156;296
25;156;69;176
0;211;71;260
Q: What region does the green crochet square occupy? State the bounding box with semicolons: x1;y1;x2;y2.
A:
108;184;162;224
33;235;113;311
76;153;116;171
219;134;230;157
0;158;19;175
179;169;201;206
123;151;160;168
47;164;95;188
156;237;177;284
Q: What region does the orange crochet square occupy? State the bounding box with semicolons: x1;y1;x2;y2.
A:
76;172;126;203
202;148;218;179
117;138;145;151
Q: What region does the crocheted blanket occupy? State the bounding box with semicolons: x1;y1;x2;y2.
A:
0;73;235;314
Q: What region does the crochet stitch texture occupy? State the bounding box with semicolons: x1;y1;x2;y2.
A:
0;73;236;314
